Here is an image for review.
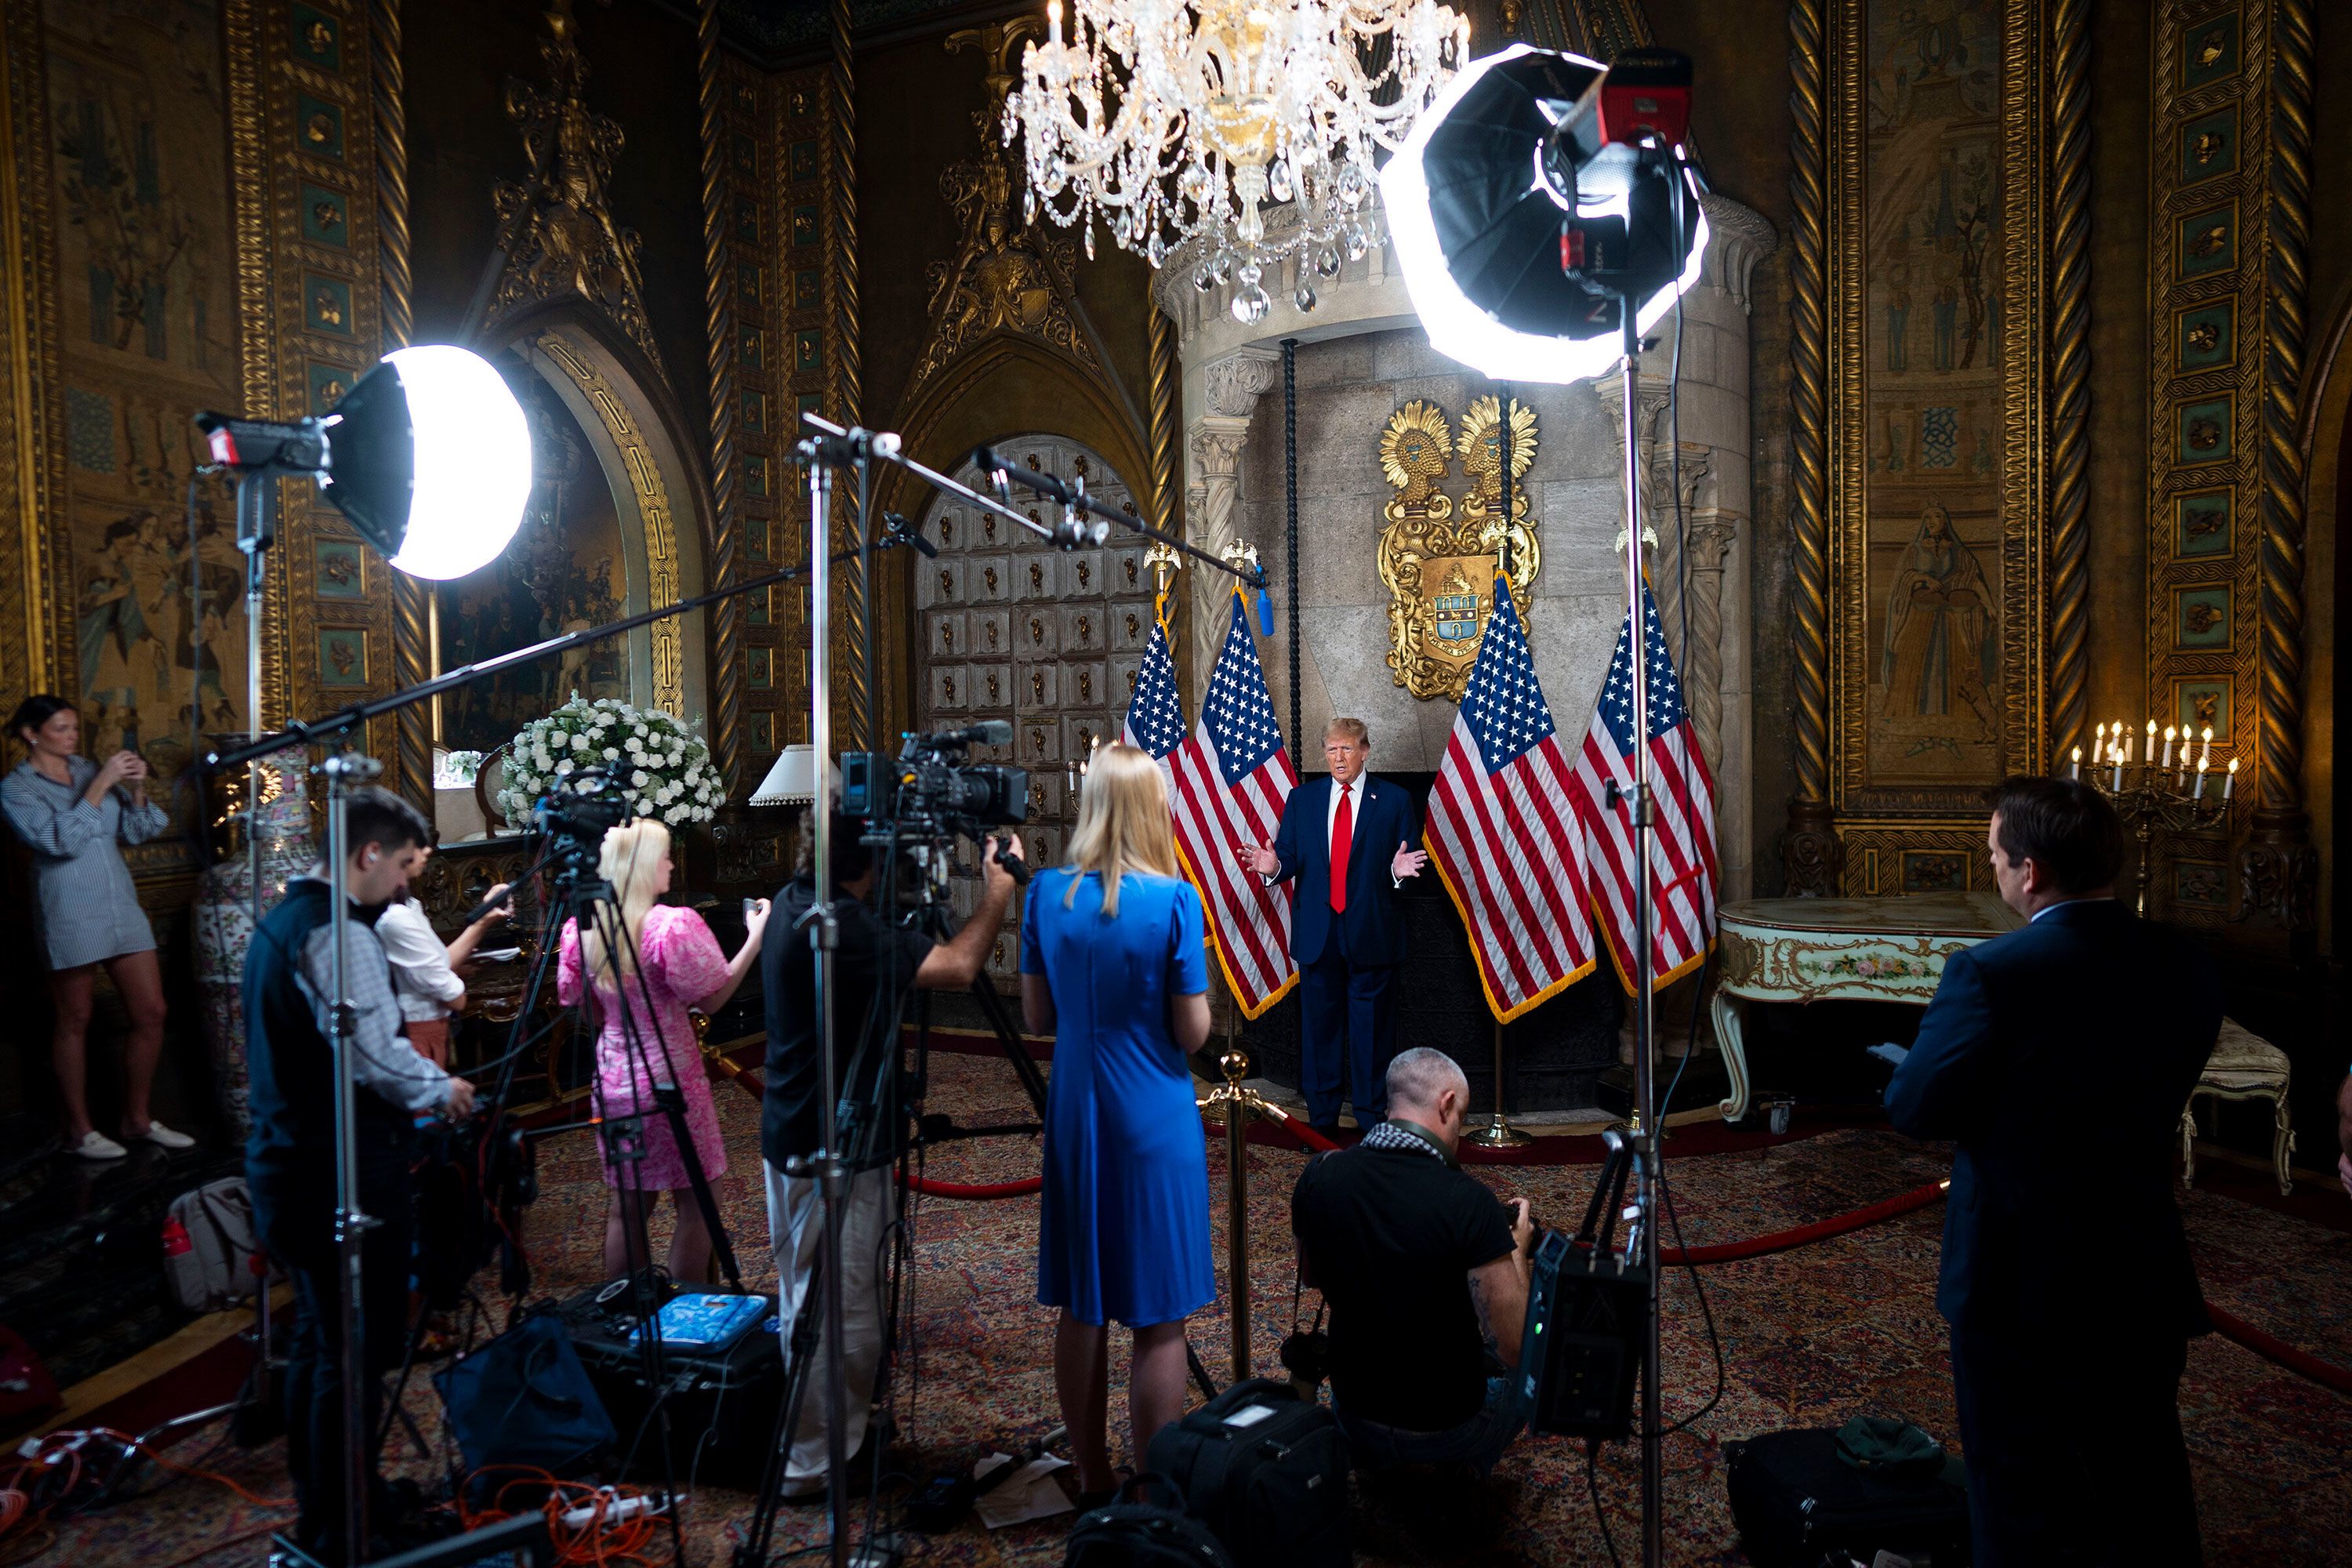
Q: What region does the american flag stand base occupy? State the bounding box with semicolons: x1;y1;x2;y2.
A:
1461;1018;1534;1148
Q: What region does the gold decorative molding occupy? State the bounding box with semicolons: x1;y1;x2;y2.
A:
376;0;433;808
1780;0;1836;895
696;0;742;789
535;331;684;720
0;2;67;704
1376;397;1541;703
481;0;664;379
826;0;869;749
2043;0;2090;761
909;20;1094;398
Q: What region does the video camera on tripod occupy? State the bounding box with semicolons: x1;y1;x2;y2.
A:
840;720;1029;882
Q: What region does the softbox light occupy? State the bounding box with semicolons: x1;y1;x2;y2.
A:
198;345;533;580
1381;43;1709;385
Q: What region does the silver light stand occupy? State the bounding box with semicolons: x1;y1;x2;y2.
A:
800;454;853;1568
1615;299;1666;1568
320;749;383;1568
234;470;274;930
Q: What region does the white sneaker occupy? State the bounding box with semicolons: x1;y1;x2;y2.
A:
132;1120;196;1150
71;1131;128;1160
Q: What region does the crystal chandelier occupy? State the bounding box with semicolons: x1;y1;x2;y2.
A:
1004;0;1471;323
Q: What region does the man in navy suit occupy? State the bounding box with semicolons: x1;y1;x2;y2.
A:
1886;776;2222;1566
1237;718;1427;1136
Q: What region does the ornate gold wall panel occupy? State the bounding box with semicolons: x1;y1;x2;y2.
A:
715;57;838;764
1783;0;2083;895
2143;0;2316;928
0;0;67;720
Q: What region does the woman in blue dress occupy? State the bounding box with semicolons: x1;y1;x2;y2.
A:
1022;742;1213;1501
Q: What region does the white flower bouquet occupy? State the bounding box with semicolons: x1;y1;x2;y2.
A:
495;695;727;829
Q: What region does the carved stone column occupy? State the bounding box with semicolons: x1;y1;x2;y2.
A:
1185;349;1280;686
1684;510;1740;771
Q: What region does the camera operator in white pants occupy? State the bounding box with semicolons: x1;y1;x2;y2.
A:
760;815;1020;1501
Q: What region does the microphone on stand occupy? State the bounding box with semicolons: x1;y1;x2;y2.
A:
881;511;938;558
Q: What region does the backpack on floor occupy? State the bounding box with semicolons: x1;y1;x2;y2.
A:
1725;1422;1972;1568
434;1305;615;1483
163;1177;263;1312
1145;1377;1351;1568
1065;1472;1235;1568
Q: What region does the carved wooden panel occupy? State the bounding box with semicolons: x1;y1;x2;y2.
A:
917;436;1150;985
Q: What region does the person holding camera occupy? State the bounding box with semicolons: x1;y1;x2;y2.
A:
762;811;1022;1503
376;866;513;1068
3;694;185;1159
1290;1047;1534;1477
557;818;768;1283
243;786;474;1563
1022;743;1214;1505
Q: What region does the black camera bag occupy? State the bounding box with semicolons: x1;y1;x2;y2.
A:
1144;1377;1350;1568
1065;1473;1236;1568
1725;1426;1970;1567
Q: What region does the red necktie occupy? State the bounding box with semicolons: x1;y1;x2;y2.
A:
1330;782;1353;914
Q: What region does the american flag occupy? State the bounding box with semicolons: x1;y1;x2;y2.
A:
1425;579;1597;1020
1570;584;1719;991
1127;593;1298;1018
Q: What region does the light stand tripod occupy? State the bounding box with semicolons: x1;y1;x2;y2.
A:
320;750;379;1568
1613;299;1667;1568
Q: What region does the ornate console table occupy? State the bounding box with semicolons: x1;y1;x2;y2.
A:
1710;892;2021;1121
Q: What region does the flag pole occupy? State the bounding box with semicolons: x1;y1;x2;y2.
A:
1464;523;1534;1151
1463;1015;1534;1148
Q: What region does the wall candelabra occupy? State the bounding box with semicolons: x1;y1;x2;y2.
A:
2074;719;2234;916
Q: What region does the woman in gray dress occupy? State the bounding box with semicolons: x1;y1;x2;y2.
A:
3;695;191;1160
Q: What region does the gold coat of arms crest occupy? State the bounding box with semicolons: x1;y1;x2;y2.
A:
1377;395;1541;702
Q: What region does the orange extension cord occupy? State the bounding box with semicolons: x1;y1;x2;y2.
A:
459;1466;675;1568
0;1426;292;1564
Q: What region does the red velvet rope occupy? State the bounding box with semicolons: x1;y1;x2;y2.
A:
901;1172;1042;1200
716;1054;2352;1396
1661;1179;1952;1265
2205;1303;2352;1397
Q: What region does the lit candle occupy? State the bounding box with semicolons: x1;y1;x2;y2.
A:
2161;725;2176;768
2070;745;2082;780
2199;726;2213;768
2223;757;2237;801
2094;721;2107;757
2111;742;2125;792
1047;0;1062;45
2145;719;2157;763
2196;753;2209;798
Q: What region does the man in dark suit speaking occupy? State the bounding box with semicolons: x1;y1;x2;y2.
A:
1237;717;1427;1137
1886;775;2222;1566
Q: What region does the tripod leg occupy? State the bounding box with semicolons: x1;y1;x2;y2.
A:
967;977;1050;1117
653;1084;745;1290
735;1247;827;1568
1185;1340;1219;1403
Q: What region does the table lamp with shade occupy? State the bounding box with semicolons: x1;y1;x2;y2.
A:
750;744;819;807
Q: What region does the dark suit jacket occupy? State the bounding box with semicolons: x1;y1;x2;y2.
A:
1884;898;2223;1339
1272;774;1420;967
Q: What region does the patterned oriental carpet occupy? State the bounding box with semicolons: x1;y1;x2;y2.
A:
33;1045;2352;1567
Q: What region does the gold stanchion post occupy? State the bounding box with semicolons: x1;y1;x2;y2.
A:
1462;1016;1533;1148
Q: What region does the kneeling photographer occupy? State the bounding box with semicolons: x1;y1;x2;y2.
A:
1291;1047;1536;1479
760;785;1023;1504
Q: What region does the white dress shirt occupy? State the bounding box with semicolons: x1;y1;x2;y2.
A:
376;895;466;1024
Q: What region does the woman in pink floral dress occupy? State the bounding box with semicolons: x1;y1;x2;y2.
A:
558;819;769;1281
